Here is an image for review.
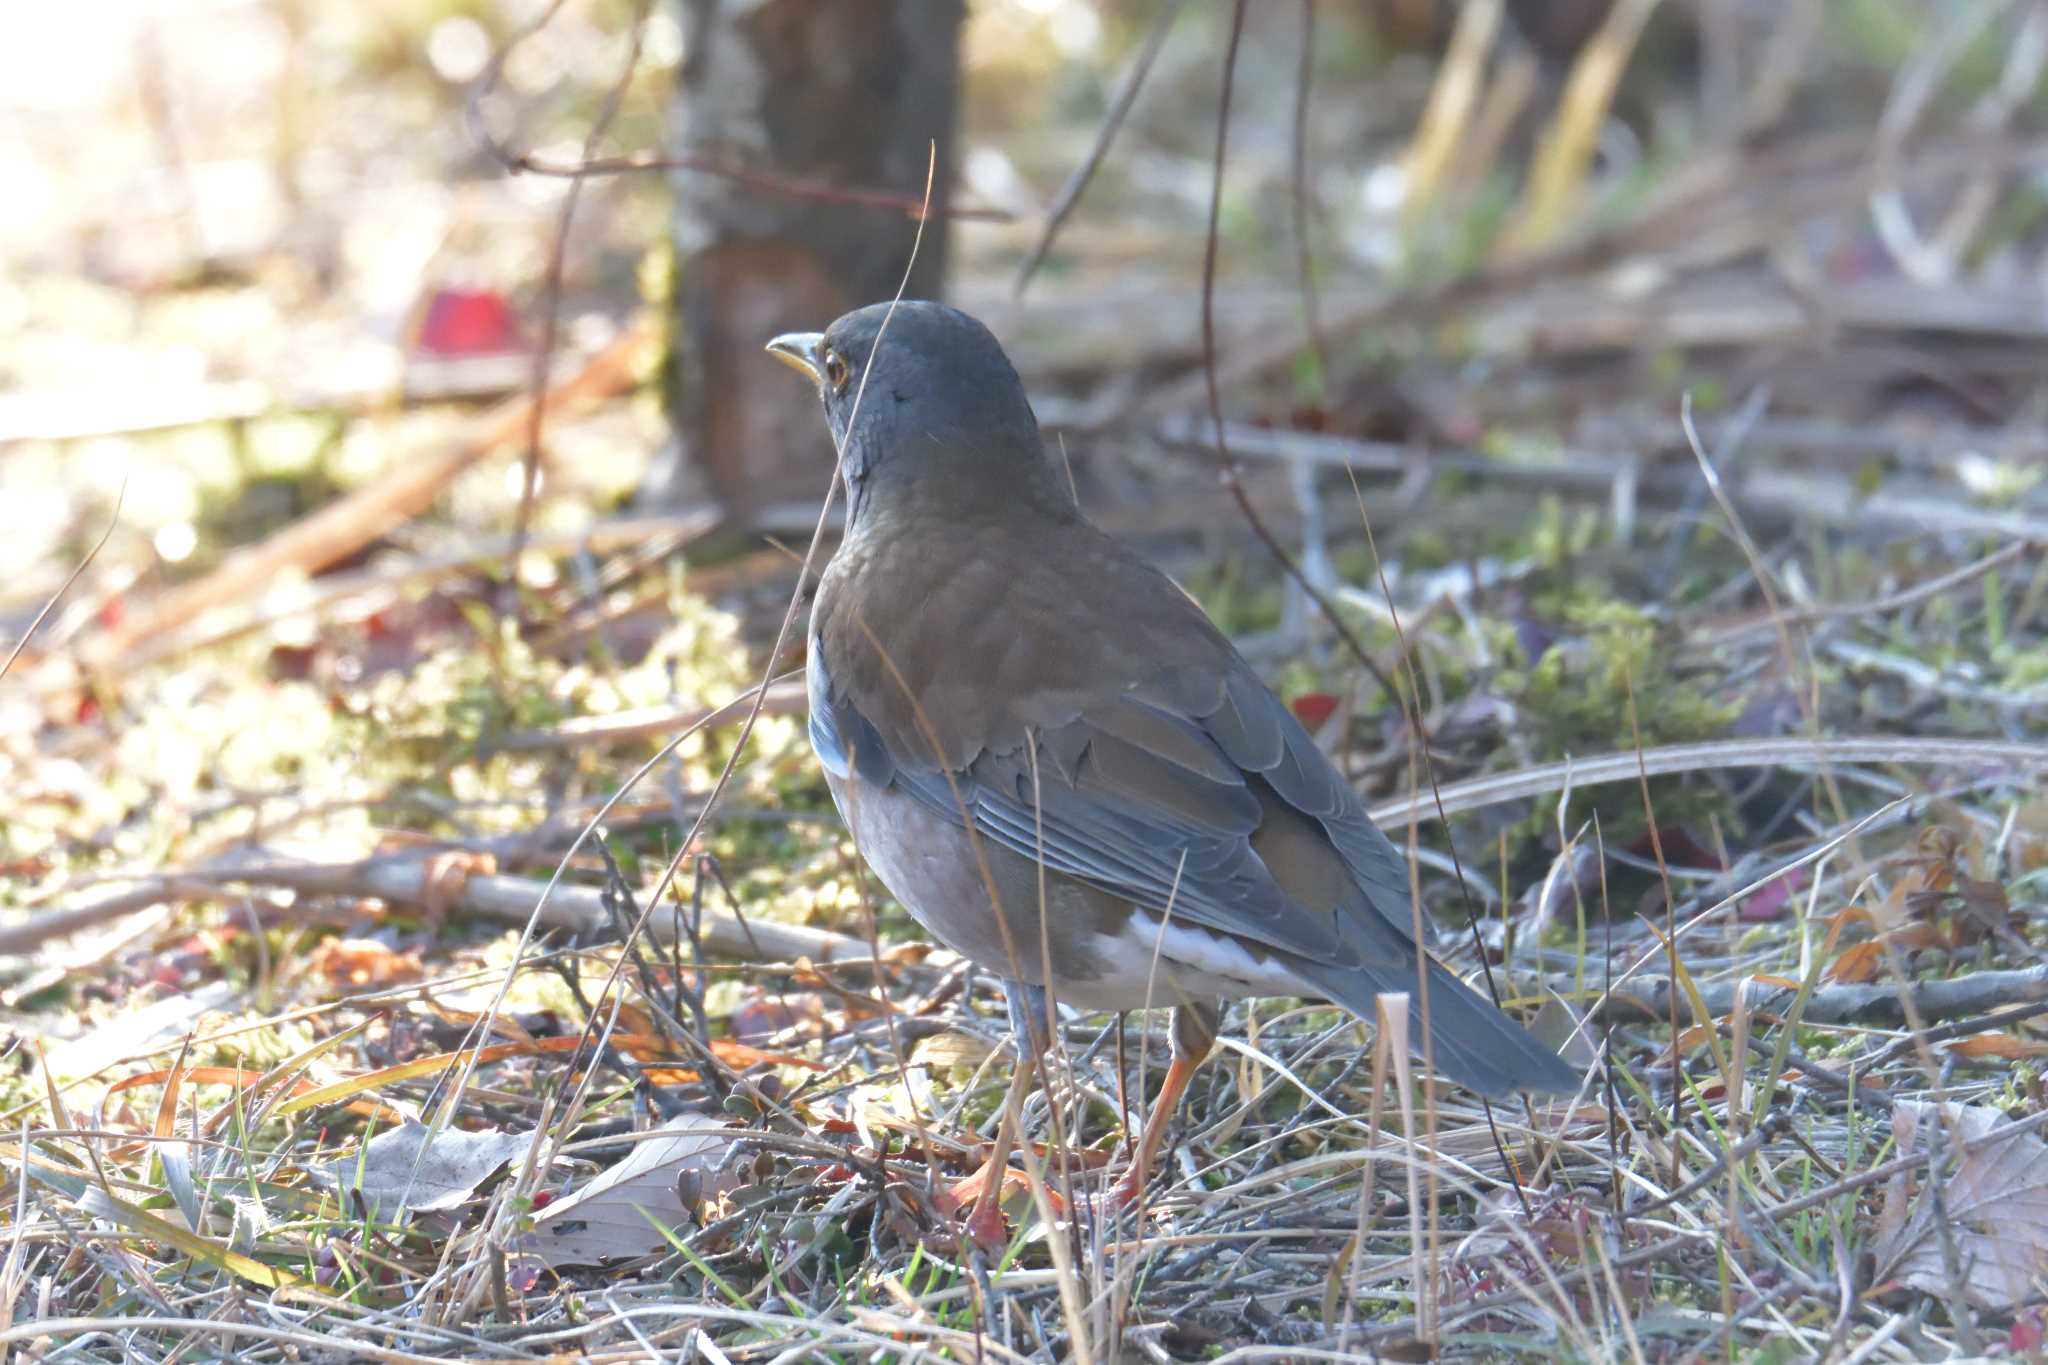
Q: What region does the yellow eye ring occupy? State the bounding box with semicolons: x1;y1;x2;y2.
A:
823;349;850;392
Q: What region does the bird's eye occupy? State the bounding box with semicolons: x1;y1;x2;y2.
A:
823;349;850;393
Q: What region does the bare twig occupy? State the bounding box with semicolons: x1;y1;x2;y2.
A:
507;0;654;624
75;318;656;667
11;852;865;964
1157;415;2048;544
1288;0;1327;383
1694;541;2029;643
1593;965;2048;1031
1198;1;1398;706
465;6;1003;223
1013;0;1189;294
488;676;806;753
1367;734;2048;828
2;480;124;681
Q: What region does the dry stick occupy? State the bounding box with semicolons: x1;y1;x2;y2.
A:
2;479;124;681
1157;416;2048;546
1195;0;1397;709
484;148;1009;220
1398;0;1500;233
522;151;944;1170
1017;738;1098;1358
1681;394;1854;842
854;623;1087;1355
1620;669;1685;1191
454;150;953;1344
1871;3;2035;286
1013;0;1189;295
1600;964;2048;1030
28;730;2034;957
462;7;1002;224
489;676;806;753
1350;473;1536;1225
7;848;865;963
1144;128;2048;424
506;0;653;625
1288;0;1325;379
78;318;655;667
1365;734;2048;829
104;511;720;677
1695;540;2028;643
1502;0;1663;255
1338;1006;1394;1350
1597;811;1622;1217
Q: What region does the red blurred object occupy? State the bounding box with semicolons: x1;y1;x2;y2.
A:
1740;867;1808;922
1289;692;1339;731
417;288;524;356
2011;1307;2044;1353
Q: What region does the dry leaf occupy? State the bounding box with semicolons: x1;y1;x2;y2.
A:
520;1115;742;1268
910;1030;997;1072
316;1119;531;1216
1948;1034;2048;1061
1872;1101;2048;1311
306;938;423;991
1826;923;1940;984
421;850;496;919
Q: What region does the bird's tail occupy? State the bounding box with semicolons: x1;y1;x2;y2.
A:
1290;954;1581;1097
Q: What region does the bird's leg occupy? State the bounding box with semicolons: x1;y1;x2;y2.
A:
1114;999;1219;1206
952;980;1050;1249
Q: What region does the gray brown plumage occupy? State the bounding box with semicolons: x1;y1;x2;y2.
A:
766;301;1577;1229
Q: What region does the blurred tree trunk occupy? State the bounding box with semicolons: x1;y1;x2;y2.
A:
655;0;961;524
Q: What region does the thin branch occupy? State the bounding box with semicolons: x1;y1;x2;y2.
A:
1365;734;2048;829
1199;0;1398;706
13;849;867;964
464;7;1005;222
2;479;124;680
1596;966;2048;1032
1014;0;1189;294
508;0;655;623
1288;0;1327;384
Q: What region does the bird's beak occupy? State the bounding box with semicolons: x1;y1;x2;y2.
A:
764;331;827;388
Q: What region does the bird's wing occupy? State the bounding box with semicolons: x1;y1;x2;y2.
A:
809;538;1423;973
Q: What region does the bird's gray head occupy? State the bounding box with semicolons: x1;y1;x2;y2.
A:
765;301;1068;528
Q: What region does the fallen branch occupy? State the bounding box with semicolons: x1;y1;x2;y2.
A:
1368;734;2048;827
1597;964;2048;1029
1160;416;2048;544
75;316;659;668
488;677;807;753
92;512;723;677
0;353;547;447
6;849;868;964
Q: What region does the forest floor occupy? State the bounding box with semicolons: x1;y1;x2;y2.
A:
5;3;2048;1360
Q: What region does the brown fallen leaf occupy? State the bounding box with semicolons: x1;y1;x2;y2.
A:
1826;923;1940;984
1872;1101;2048;1311
1948;1034;2048;1061
305;937;424;991
421;850;497;921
